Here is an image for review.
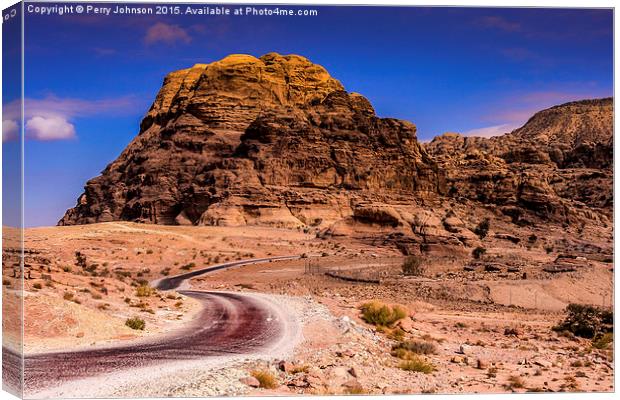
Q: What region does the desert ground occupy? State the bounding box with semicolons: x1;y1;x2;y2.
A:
2;220;613;397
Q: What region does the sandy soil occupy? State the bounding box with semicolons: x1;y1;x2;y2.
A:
4;222;614;395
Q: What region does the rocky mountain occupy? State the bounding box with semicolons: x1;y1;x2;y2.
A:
59;53;612;259
59;53;446;228
424;98;613;225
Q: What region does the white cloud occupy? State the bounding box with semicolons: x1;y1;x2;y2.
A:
25;116;76;141
2;119;19;142
145;22;191;45
462;123;519;138
2;95;140;141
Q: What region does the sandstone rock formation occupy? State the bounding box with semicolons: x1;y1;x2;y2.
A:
59;53;445;228
424;98;613;226
59;54;612;260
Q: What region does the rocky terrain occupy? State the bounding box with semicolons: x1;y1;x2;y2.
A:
59;54;612;266
7;222;613;396
9;53;613;395
424;98;613;226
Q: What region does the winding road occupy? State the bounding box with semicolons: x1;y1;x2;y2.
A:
3;255;300;395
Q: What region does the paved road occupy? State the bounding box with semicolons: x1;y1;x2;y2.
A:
3;255;299;394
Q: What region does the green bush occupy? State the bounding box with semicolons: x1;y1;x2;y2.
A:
360;301;407;327
552;303;613;339
125;317;145;330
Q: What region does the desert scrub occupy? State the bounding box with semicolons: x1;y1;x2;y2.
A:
344;384;367;394
125;317;145;330
402;255;426;276
290;365;309;374
63;292;74;301
474;218;490;239
592;332;613;349
135;284;155;297
398;356;434;373
181;262;196;271
250;370;278;389
472;246;487;259
553;303;613;339
505;375;525;390
392;340;437;356
360;301;407;327
32;283;42;290
387;327;406;341
74;251;87;268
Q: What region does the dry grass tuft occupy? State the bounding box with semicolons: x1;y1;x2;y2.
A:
251;370;278;389
398;356;434;373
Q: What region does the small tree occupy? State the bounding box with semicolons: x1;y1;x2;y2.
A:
474;218;490;239
552;303;613;339
402;255;426;276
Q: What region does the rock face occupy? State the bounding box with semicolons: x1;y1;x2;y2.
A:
424;98;613;225
59;53;445;227
59;53;612;260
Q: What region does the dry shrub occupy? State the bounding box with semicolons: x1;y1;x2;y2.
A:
250;370;278;389
392;340;437;356
136;284;155;297
592;332;613;349
125;317;145;330
474;218;490;239
360;301;407;327
402;255;426;276
398;356;434;373
505;375;525;390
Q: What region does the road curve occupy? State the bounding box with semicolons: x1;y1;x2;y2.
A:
4;255;300;395
152;255;300;290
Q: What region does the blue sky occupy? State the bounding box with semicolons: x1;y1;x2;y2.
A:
2;4;613;227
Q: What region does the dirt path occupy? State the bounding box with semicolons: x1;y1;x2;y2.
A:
6;256;302;397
